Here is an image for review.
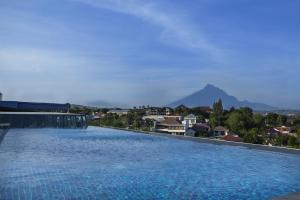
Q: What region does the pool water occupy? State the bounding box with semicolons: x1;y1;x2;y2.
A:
0;127;299;200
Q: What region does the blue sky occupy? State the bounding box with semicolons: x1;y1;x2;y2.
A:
0;0;299;109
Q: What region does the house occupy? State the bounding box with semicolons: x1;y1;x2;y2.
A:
107;109;129;116
182;114;197;128
185;123;211;137
274;126;291;134
213;126;229;137
145;107;160;115
162;107;172;116
155;117;185;135
193;123;211;132
223;135;242;142
266;128;281;137
267;126;292;136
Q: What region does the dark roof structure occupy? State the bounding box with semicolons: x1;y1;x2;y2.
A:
158;117;183;126
0;101;70;113
192;123;211;131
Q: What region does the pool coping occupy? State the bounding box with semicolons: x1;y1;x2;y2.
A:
95;126;300;155
272;191;300;200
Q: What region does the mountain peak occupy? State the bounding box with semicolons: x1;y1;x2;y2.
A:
167;84;276;111
203;84;218;89
202;84;224;92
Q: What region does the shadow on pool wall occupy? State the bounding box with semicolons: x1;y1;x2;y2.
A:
0;123;9;144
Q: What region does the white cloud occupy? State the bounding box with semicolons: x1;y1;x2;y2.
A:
71;0;225;60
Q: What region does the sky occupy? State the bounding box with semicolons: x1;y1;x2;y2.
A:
0;0;300;109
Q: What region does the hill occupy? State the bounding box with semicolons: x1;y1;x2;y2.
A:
167;84;276;111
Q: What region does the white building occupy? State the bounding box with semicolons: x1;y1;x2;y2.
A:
142;115;165;122
107;109;129;116
182;114;197;128
155;117;185;135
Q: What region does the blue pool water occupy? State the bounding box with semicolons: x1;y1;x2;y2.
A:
0;127;300;200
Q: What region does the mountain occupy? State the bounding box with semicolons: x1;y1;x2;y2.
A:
167;84;276;111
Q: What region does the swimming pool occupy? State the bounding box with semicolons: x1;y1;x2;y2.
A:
0;127;299;200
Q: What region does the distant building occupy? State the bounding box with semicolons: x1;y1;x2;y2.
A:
164;115;182;121
0;100;86;129
266;128;281;137
143;115;182;122
155;117;185;135
162;107;172;116
0;101;70;113
145;107;160;115
193;123;211;132
213;126;229;137
182;114;197;128
0;92;2;101
185;123;211;137
107;109;129;116
0;112;87;129
142;115;165;122
274;126;291;134
267;126;292;136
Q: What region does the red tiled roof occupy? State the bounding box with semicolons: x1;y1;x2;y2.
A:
223;135;242;142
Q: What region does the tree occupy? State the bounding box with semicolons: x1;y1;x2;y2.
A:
225;107;254;134
274;135;289;146
277;115;287;126
294;115;300;125
174;105;189;115
265;113;279;127
288;136;297;147
196;114;205;123
239;107;254;129
243;128;264;144
253;114;265;129
225;111;244;133
209;99;223;128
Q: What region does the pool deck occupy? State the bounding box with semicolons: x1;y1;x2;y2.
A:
272;192;300;200
98;126;300;155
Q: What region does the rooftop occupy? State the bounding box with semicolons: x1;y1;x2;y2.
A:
158;118;183;126
185;114;196;119
0;112;84;116
0;101;70;112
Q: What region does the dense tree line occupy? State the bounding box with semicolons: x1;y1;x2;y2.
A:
209;99;300;148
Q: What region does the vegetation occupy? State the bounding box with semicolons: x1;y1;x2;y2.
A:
90;109;154;132
84;102;300;149
209;99;223;128
211;102;300;148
